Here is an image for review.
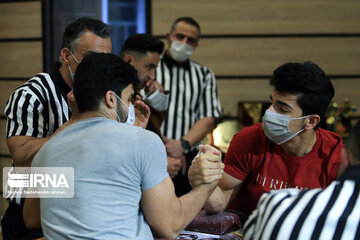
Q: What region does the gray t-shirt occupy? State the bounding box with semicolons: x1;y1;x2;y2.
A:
32;117;168;240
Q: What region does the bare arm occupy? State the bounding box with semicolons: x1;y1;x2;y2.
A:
7;136;50;167
188;156;243;214
165;117;216;158
7;115;77;167
141;146;223;239
203;173;243;213
141;176;219;238
183;117;215;146
23;197;41;229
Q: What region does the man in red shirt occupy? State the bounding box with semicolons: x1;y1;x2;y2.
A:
189;62;343;217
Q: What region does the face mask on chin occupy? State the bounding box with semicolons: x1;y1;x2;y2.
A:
168;39;194;62
262;110;311;145
112;92;135;126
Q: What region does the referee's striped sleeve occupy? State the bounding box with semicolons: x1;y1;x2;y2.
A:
199;69;222;119
243;188;302;240
244;181;360;240
4;85;45;138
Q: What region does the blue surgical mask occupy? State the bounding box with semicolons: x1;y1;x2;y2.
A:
262;110;311;145
113;92;135;126
67;51;80;81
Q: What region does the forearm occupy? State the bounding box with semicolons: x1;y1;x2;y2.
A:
23;197;41;229
145;177;219;239
171;180;219;235
203;185;228;213
8;136;50;167
183;117;215;146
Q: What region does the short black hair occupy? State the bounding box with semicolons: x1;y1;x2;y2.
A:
120;34;164;57
62;17;111;52
170;17;201;37
270;62;334;129
345;120;360;163
73;52;139;113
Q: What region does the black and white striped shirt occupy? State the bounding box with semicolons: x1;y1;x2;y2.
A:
243;165;360;240
4;64;71;204
156;54;222;141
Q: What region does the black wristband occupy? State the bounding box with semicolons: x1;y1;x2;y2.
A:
180;138;190;154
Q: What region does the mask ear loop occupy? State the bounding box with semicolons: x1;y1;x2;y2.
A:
290;115;311;134
69;51;80;64
112;92;130;123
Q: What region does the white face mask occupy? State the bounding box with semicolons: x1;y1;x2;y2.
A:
169;39;194;62
262;110;311;145
142;87;169;112
113;92;135;126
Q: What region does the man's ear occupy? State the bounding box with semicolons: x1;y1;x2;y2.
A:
104;90;117;109
61;48;72;65
123;54;134;64
304;114;321;130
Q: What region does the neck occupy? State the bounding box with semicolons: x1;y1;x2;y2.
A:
75;107;116;122
280;129;317;157
59;63;73;89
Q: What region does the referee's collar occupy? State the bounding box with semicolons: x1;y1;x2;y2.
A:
50;62;71;99
163;51;191;70
338;164;360;182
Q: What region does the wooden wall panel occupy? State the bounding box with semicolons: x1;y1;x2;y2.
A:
0;81;25;114
217;79;270;117
152;0;360;35
0;119;10;155
0;157;13;190
0;156;13;218
191;37;360;76
217;78;360;117
0;1;41;39
0;157;12;216
0;41;42;78
332;79;360;114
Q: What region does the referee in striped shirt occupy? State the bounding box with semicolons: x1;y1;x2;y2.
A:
243;120;360;240
2;17;111;239
156;17;222;196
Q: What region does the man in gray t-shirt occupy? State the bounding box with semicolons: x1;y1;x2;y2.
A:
34;117;167;239
28;52;224;239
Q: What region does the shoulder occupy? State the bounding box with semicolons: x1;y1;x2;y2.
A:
25;73;53;88
317;128;343;143
103;120;164;148
229;123;267;152
13;73;54;97
260;187;323;211
4;73;53;110
317;128;344;150
190;59;213;74
134;127;165;150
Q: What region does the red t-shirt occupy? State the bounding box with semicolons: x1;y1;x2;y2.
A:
224;123;343;215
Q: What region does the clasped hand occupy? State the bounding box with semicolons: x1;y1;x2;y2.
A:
188;145;224;187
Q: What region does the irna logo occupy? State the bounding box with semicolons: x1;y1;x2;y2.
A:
8;173;69;188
